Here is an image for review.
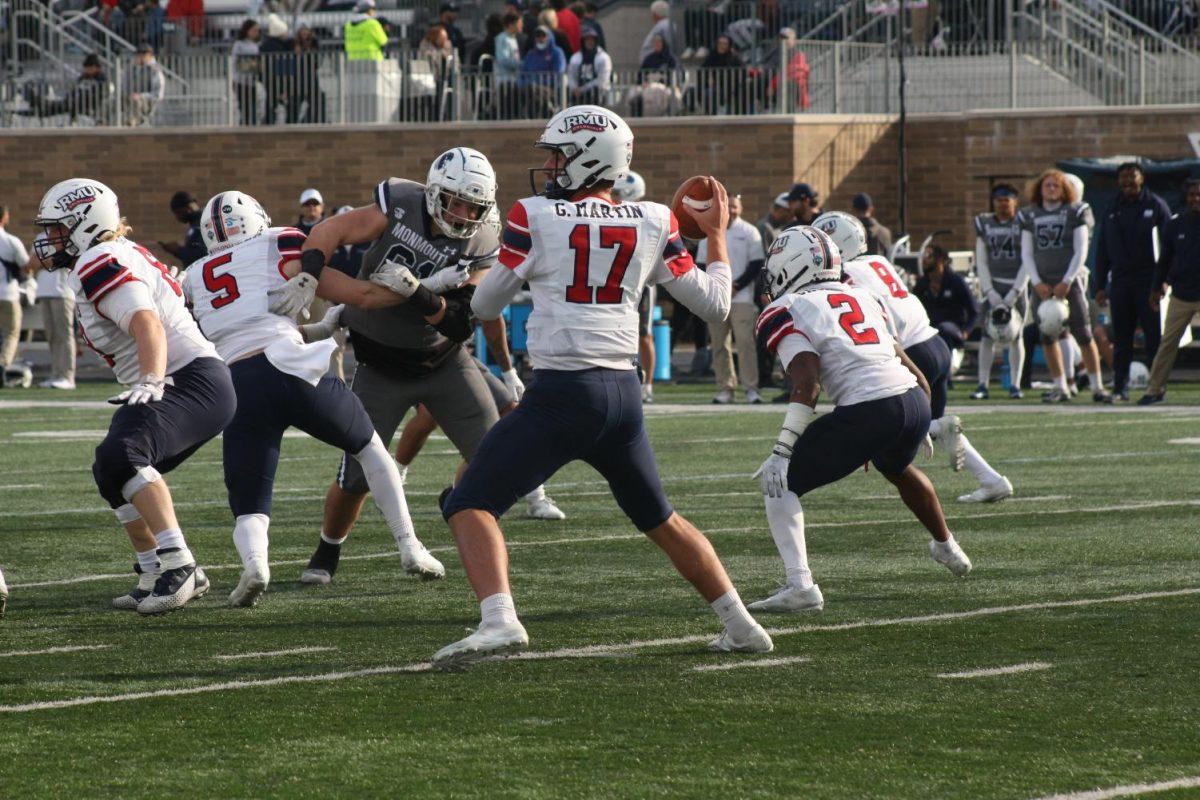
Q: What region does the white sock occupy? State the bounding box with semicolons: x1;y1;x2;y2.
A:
397;464;408;485
524;485;547;504
765;491;813;589
977;338;995;386
1060;338;1078;381
233;513;270;568
961;433;1003;485
353;433;417;545
1085;370;1104;392
480;592;519;628
1008;339;1025;388
154;528;194;568
1056;373;1071;393
711;588;757;636
933;533;961;551
320;530;347;545
135;547;160;575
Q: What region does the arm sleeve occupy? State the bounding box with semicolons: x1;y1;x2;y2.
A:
650;211;730;322
1062;223;1090;285
974;236;993;295
470;261;524;321
1019;228;1039;286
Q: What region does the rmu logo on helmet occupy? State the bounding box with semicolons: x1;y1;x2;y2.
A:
558;112;610;134
768;233;790;255
56;186;98;212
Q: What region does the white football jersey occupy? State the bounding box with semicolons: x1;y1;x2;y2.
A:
185;227;308;364
757;282;916;407
842;255;938;350
71;238;218;386
498;195;697;371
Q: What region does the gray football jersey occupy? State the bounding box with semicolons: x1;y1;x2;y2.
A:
1018;202;1094;283
973;212;1022;289
341;178;500;354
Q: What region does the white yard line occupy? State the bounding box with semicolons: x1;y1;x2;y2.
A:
938;661;1051;679
212;646;336;661
0;644;112;658
0;587;1193;714
0;484;47;491
692;656;810;672
1030;776;1200;800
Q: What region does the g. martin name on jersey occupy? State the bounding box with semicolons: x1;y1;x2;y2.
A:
553;202;646;220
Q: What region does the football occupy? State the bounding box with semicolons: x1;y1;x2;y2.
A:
670;175;720;240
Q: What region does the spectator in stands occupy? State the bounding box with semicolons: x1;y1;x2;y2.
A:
852;192;893;256
682;0;726;61
629;34;678;117
567;23;610;106
551;0;581;53
538;8;572;56
786;182;821;223
344;0;387;61
27;234;75;389
144;0;165;50
232;19;261;125
125;42;164;126
690;34;744;114
1095;162;1172;400
291;25;325;123
166;0;203;41
160;191;206;268
0;207;28;378
767;28;810;111
440;2;467;59
519;25;566;118
472;13;505;67
518;1;541;51
580;2;605;50
260;14;292;125
641;0;676;62
296;189;325;236
1142;179;1200;404
701;194;766;404
915;244;979;370
495;12;524;118
419;23;456;120
757;191;791;250
22;54;114;124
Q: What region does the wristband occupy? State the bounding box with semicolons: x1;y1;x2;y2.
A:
300;249;326;279
772;402;815;457
410;283;444;317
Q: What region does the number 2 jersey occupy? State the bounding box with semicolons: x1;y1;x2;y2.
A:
184;227;310;365
756;282;916;407
71;237;218;386
497;194;704;371
841;254;938;351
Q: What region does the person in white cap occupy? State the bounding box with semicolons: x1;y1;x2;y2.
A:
757;191;792;250
297;188;324;236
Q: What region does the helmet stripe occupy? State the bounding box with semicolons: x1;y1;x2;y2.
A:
210;193;227;243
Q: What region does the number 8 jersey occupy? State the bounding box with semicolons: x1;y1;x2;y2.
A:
756;282;916;407
71;237;218;386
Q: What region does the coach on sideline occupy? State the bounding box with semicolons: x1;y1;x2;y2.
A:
1095;162;1172;400
1140;179;1200;405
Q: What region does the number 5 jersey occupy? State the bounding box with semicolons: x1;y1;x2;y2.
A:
72;237;218;385
756;282;916;407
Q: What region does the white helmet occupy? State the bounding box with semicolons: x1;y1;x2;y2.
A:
533;105;633;199
34;178;122;270
481;203;502;238
425;147;497;239
986;305;1022;344
612;171;646;202
1129;360;1149;389
201;191;271;253
763;225;843;299
1037;298;1070;338
812;211;868;260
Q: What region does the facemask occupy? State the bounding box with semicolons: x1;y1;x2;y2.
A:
536;39;548;50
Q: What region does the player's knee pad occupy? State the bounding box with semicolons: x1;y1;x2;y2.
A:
120;465;162;503
114;503;142;524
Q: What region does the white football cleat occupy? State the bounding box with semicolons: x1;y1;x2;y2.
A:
708;623;774;653
712;388;734;405
299;568;332;585
112;564;157;611
942;415;965;472
747;583;824;613
136;563;207;616
399;540;445;580
526;496;566;520
432;621;529;669
745;388;763;405
957;476;1013;504
229;561;270;608
929;538;972;577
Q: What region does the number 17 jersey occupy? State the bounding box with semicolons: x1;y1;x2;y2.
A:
756;282;916;407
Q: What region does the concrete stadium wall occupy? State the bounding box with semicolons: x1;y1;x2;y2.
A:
2;106;1196;266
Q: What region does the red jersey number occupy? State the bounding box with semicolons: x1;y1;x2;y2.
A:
201;253;240;309
827;293;881;345
869;259;908;299
565;224;638;305
133;243;183;297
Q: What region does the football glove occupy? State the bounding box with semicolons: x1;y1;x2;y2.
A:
268;272;317;320
753;451;790;499
370;260;421;297
502;368;525;401
986;289;1004;308
299;304;345;342
920;433;935;460
109;374;166;405
421;262;471;294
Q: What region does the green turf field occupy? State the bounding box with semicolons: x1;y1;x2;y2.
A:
1;383;1198;799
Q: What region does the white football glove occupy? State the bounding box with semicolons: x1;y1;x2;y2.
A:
370;260;421;297
986;289;1004;307
753;452;790;498
267;272;317;320
109;375;166;405
920;433;935;461
501;368;525;401
1003;289;1019;307
421;262;471;294
299;303;345;342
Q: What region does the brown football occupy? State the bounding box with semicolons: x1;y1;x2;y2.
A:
670;175;719;241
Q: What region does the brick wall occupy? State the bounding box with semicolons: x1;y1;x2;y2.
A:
2;106;1196;264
